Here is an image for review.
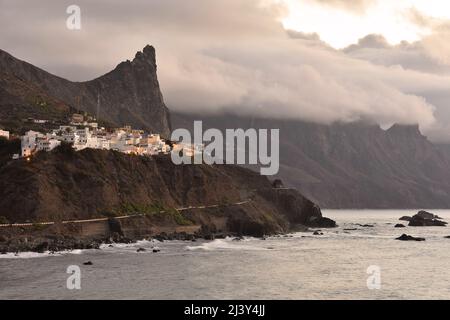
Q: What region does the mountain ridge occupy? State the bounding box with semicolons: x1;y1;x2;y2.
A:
0;45;171;136
171;112;450;209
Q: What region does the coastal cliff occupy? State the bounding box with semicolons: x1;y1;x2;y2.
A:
0;146;332;252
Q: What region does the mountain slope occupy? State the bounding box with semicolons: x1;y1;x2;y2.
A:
0;45;171;136
172;112;450;209
0;146;326;238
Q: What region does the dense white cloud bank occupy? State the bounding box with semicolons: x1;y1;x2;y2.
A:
1;0;450;140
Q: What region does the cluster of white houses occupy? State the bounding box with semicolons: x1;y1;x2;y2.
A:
20;123;173;158
3;114;201;159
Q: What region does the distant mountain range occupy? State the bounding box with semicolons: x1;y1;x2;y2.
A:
172;113;450;209
1;46;449;209
0;45;171;136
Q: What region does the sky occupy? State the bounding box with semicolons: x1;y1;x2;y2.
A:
1;0;450;141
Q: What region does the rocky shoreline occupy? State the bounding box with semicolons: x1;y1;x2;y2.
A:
0;224;327;254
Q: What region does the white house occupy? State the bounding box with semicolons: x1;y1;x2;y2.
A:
37;137;61;152
33;119;48;124
0;130;9;140
21;130;44;157
98;138;110;150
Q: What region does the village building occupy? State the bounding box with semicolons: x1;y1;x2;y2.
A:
19;117;173;158
71;113;84;124
0;130;9;140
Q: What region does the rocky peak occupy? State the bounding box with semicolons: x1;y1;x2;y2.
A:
0;45;172;137
137;45;156;64
111;45;157;73
88;45;171;136
386;123;423;138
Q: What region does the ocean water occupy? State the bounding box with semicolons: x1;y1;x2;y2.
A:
1;210;450;300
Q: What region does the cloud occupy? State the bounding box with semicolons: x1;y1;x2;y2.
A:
1;0;450;140
308;0;376;14
286;29;321;41
344;34;390;50
161;39;439;130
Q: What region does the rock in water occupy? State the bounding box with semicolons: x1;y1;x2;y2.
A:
307;217;337;228
416;210;440;220
83;261;93;265
395;234;425;241
404;210;448;227
394;224;406;228
408;215;447;227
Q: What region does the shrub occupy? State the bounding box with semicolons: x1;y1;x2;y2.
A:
54;142;75;155
219;196;231;207
156;208;193;226
116;202;166;216
32;223;47;231
112;202;193;225
0;216;9;224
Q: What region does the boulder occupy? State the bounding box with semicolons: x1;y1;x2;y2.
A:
313;231;323;235
307;217;337;228
203;233;215;241
405;211;447;227
394;224;406;228
272;179;284;189
33;241;49;253
409;216;447;227
395;234;425;241
416;210;441;220
399;216;412;221
83;261;93;265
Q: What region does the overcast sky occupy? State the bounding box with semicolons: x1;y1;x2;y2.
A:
1;0;450;141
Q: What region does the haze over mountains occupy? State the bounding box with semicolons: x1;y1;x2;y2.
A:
173;113;450;208
1;46;450;209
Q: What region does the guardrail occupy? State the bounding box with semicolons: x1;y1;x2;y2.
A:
0;199;252;228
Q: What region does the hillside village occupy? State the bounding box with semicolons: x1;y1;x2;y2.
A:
0;113;197;159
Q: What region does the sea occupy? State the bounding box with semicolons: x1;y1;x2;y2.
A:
1;210;450;300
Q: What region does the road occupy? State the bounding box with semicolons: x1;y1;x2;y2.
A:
0;199;252;228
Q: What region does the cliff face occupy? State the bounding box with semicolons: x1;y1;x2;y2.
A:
172;112;450;209
0;146;324;236
0;45;171;136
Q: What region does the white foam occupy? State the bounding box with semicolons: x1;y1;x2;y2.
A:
186;237;268;251
0;249;86;259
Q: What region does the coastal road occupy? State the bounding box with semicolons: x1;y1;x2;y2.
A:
0;199;253;228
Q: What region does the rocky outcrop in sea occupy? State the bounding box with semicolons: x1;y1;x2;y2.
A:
399;211;448;227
